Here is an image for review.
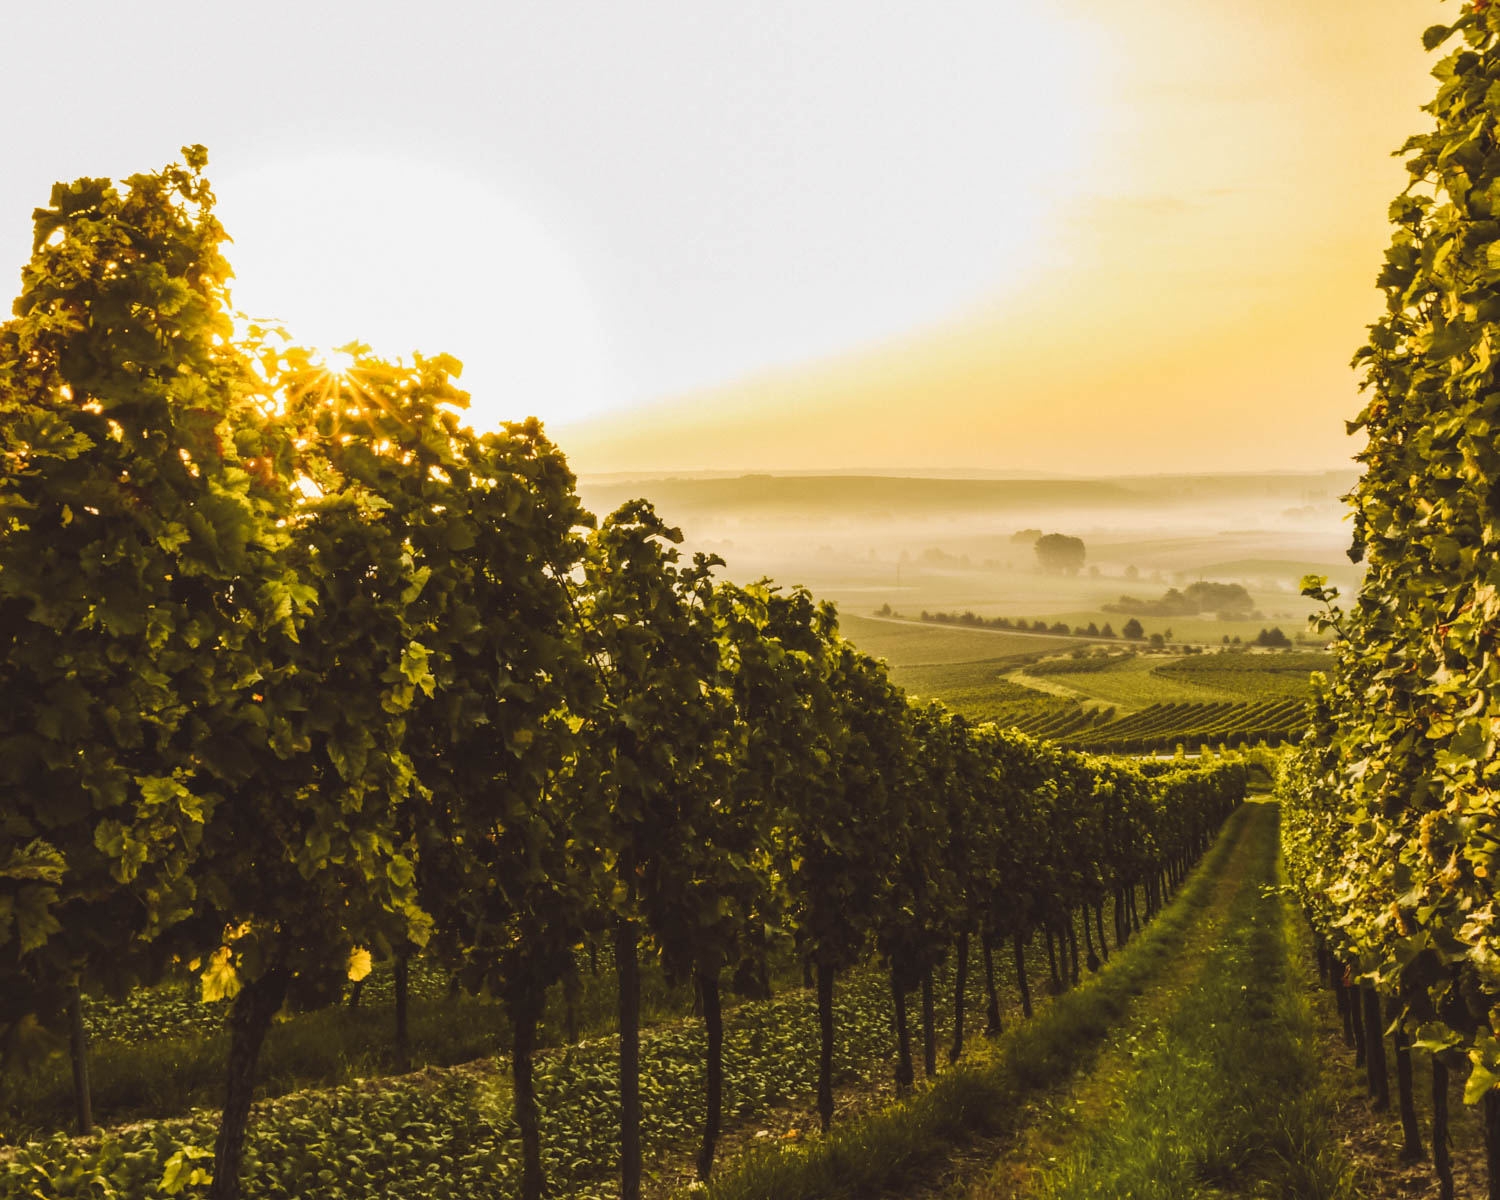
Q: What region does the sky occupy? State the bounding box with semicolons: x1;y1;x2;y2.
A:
0;0;1451;476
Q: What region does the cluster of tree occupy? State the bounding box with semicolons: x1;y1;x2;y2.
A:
912;610;1117;639
1282;13;1500;1196
1034;533;1086;575
0;151;1246;1200
1102;581;1257;620
1252;627;1291;648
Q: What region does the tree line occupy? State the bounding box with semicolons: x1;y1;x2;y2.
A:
1;150;1244;1200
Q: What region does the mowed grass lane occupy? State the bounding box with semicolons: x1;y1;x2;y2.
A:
705;802;1260;1200
963;802;1352;1200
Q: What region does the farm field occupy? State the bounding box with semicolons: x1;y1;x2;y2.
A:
1017;650;1332;709
1068;698;1308;754
877;661;1059;726
807;568;1319;650
0;888;1188;1199
708;804;1489;1200
633;479;1354;657
1019;653;1231;708
836;613;1075;667
9;794;1470;1200
842;609;1329;751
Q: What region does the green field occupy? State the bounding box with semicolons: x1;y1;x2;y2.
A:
838;616;1328;750
836;613;1073;667
1154;651;1331;699
1018;654;1230;708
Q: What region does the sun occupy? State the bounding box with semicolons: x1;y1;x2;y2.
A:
213;156;615;436
314;346;358;377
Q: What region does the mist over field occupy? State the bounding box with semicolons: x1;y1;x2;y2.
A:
576;469;1361;641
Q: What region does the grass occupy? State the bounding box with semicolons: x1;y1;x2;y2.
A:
1;986;500;1143
839;614;1074;667
1023;803;1354;1200
1018;654;1234;708
702;803;1256;1200
1;905;1178;1200
886;660;1064;723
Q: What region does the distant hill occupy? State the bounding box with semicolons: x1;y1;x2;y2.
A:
575;470;1359;526
577;474;1148;521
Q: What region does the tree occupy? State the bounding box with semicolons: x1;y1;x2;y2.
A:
1254;626;1290;648
1122;618;1145;640
873;701;959;1090
700;581;831;1175
186;356;446;1200
0;151;317;1146
0;152;442;1198
328;371;594;1200
774;633;908;1134
574;501;731;1200
1034;533;1086;575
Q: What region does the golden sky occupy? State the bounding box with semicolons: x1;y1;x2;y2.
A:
560;0;1448;476
0;1;1450;475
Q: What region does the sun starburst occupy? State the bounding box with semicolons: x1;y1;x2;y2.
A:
312;345;358;377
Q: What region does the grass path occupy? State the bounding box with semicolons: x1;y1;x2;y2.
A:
702;803;1257;1200
923;802;1269;1199
938;801;1352;1200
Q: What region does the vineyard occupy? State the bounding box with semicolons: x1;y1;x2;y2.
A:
1276;6;1500;1199
1002;697;1309;755
12;3;1500;1194
877;644;1327;754
0;152;1248;1200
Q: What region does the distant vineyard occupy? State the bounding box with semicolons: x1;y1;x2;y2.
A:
1155;651;1331;678
883;646;1323;753
999;702;1113;742
1072;698;1306;753
1024;653;1135;676
1002;697;1307;754
1153;652;1331;699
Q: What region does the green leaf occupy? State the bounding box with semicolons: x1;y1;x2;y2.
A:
1467;1061;1500;1104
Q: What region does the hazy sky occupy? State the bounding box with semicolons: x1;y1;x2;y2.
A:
0;1;1449;474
